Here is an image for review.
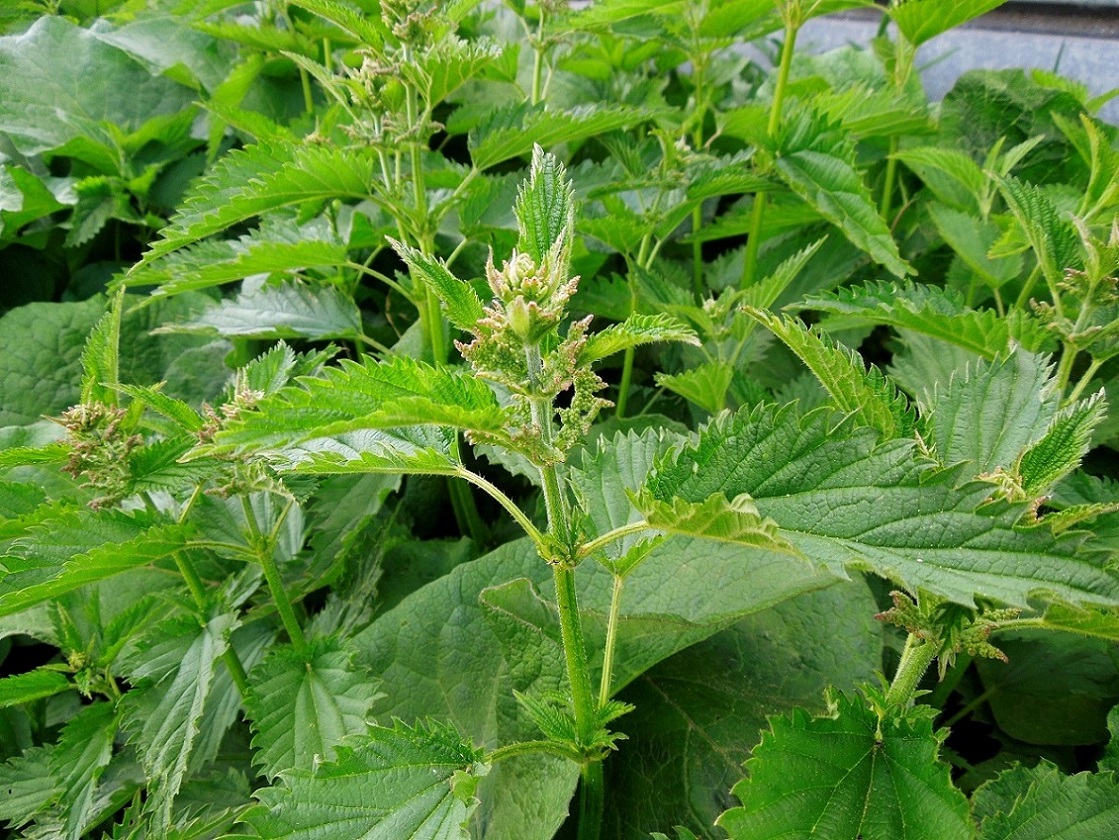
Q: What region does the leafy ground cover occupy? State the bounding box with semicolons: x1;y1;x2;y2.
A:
2;0;1119;838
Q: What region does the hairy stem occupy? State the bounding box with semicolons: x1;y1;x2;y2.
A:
241;497;307;654
171;549;251;697
879;137;900;221
1054;342;1079;397
1014;264;1043;312
689;53;709;303
1065;356;1105;404
614;270;641;418
742;22;798;289
614;347;636;419
578;761;605;840
448;438;489;546
577;521;652;559
553;566;597;745
457;467;545;550
885;632;939;709
525;337;603;835
598;575;625;706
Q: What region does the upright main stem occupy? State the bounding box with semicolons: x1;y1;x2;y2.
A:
742;22;798;289
173;487;250;696
526;342;602;839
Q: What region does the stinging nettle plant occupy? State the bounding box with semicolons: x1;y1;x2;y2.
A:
4;1;1119;839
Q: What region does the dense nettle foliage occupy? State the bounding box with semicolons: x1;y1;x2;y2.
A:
2;1;1119;838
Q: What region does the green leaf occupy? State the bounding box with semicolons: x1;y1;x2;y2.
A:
90;13;229;92
273;429;463;477
0;165;68;242
239;342;334;399
929;202;1021;288
305;472;402;574
287;0;389;49
995;175;1082;285
774;110;912;278
922;350;1058;474
717;692;970;840
747;307;913;438
215;356;506;455
391;240;485;332
155;279;362;341
49;701;120;838
0;298;106;426
0;16;196;160
354;534;834;838
573;428;682;572
631;489;798;556
246;637;380;781
890;0;1008;47
1103;707;1119;773
242;721;487;840
1031;603;1119;642
0;669;72;709
127;216;351;297
121;612;237;830
137;142;376;262
115;384;204;433
579;313;699;365
0;746;56;826
974;763;1119;839
607;581;882;838
974;631;1119;745
893;145;987;213
643;404;1119;607
797;280;1051;357
1020;392;1107;497
0;508;191;618
655;361;736;416
406;37;506;106
514;145;575;264
468;103;656;170
79;292;123;406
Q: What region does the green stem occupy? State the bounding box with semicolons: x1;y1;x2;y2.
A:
1054;342;1079;396
448;439;488;546
554;565;597;746
691;207;705;303
1014;264;1043;311
525;336;603;836
742;23;797;289
689;55;708;304
614;269;640;418
456;467;546;551
577;761;604;840
531;8;546;104
172;551;251;697
598;576;624;706
879;136;900;222
577;521;652;560
614;347;636;419
1065;356;1105;404
298;67;314;115
878;37;915;224
172;551;210;612
885;632;939;709
241;497;307;654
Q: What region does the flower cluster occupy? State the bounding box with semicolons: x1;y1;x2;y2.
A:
458;247;610;463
